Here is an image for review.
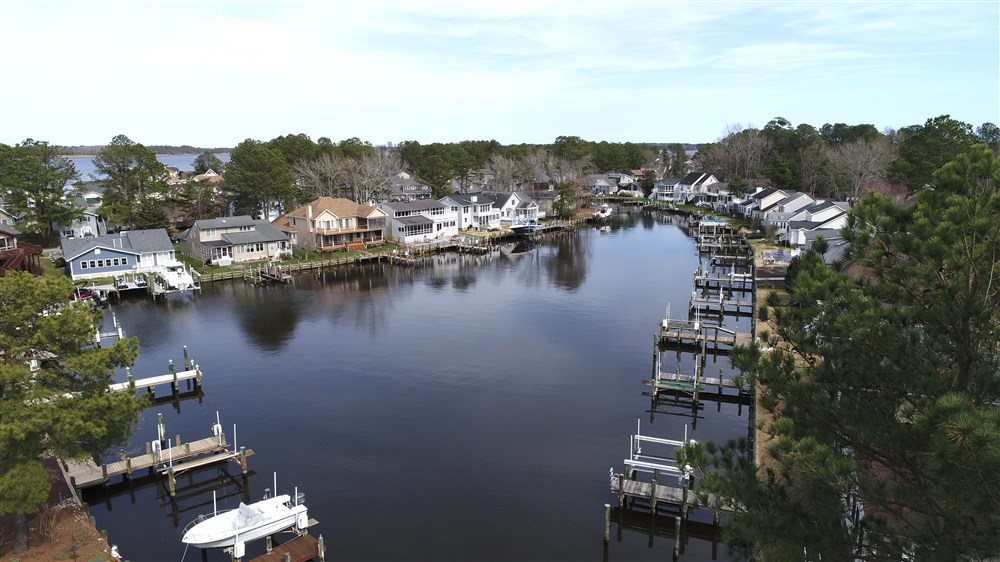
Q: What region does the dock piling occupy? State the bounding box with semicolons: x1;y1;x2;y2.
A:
603;504;611;544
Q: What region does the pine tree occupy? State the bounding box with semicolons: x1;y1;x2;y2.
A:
690;145;1000;560
0;273;143;552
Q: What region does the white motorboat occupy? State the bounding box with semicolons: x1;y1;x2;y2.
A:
182;493;308;549
160;262;195;291
592;203;612;220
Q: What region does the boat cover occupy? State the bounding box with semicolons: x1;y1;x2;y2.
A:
234;503;263;529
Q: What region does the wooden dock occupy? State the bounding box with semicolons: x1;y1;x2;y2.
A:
65;435;237;489
108;367;201;393
688;292;754;316
245;263;292;284
658;318;752;352
249;533;326;562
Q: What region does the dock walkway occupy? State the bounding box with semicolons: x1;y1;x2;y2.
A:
65;435;228;488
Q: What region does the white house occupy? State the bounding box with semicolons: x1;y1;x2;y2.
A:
652;178;681;202
676;172;720;204
378;200;459;244
783;201;852;246
742;187;790;220
439;193;502;231
491;192;540;224
763;192;814;235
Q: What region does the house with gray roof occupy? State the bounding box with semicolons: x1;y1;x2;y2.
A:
782;201;851;246
439;193;502;231
181;215;290;265
388;176;433;201
377;200;458;244
490;191;540;224
61;229;177;280
56;182;108;239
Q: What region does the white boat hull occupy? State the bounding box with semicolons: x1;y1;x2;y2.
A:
182;495;308;549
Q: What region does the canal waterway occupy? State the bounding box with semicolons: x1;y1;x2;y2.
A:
83;212;750;561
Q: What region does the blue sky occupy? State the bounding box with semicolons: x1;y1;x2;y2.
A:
1;1;997;147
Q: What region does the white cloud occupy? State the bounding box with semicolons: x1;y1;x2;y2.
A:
1;0;996;146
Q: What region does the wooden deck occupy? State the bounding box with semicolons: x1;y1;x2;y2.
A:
249;533;326;562
65;435;234;488
658;322;752;351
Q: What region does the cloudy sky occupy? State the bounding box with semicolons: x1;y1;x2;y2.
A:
1;1;997;148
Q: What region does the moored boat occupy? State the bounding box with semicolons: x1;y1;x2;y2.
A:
181;492;308;550
592;203;612;220
510;218;542;235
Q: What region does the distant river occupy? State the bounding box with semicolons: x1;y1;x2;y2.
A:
67;154;230;182
83;214;750;561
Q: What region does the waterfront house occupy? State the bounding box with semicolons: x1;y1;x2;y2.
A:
587;175;618;195
783;201;851;246
652;178;681;202
438;193;502;231
762;192;815;235
0;224;42;277
491;192;540;224
676;171;720;204
181;215;291;265
61;229;177;281
271;214;299;246
377;200;459;244
742;187;790;221
286;197;388;251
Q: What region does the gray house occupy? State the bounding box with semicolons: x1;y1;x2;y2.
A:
61;229;178;281
181;216;290;265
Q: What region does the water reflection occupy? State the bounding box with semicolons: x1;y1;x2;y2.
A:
86;211;745;562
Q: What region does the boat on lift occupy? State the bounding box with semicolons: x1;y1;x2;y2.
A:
182;481;308;551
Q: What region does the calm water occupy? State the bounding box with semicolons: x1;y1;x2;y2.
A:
68;154;230;182
83;213;750;561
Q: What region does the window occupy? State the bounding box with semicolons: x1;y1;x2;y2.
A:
122;257;128;265
112;258;119;266
205;228;216;236
81;261;89;269
239;225;252;232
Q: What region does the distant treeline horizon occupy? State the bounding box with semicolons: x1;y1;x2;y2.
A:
56;145;233;156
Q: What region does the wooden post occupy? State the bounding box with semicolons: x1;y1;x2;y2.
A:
603;504;611;544
266;535;273;553
168;467;176;497
617;474;625;508
651;469;659;513
284;552;291;562
145;442;152;455
240;446;247;474
126;457;132;478
673;515;681;559
101;463;108;482
318;534;325;561
175;434;181;447
157;413;165;445
183;345;190;370
169;359;178;393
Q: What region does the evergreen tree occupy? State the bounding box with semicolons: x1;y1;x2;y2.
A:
0;139;82;244
0;273;143;552
92;135;170;230
225;139;294;219
192;150;226;175
690;144;1000;560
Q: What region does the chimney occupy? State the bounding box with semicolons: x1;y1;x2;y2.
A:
307;205;313;232
471;195;477;203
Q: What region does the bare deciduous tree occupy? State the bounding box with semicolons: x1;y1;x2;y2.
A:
709;124;772;179
488;153;520;192
350;151;402;204
830;137;897;199
293;153;350;201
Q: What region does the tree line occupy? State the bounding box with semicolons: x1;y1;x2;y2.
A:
2;115;997;245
